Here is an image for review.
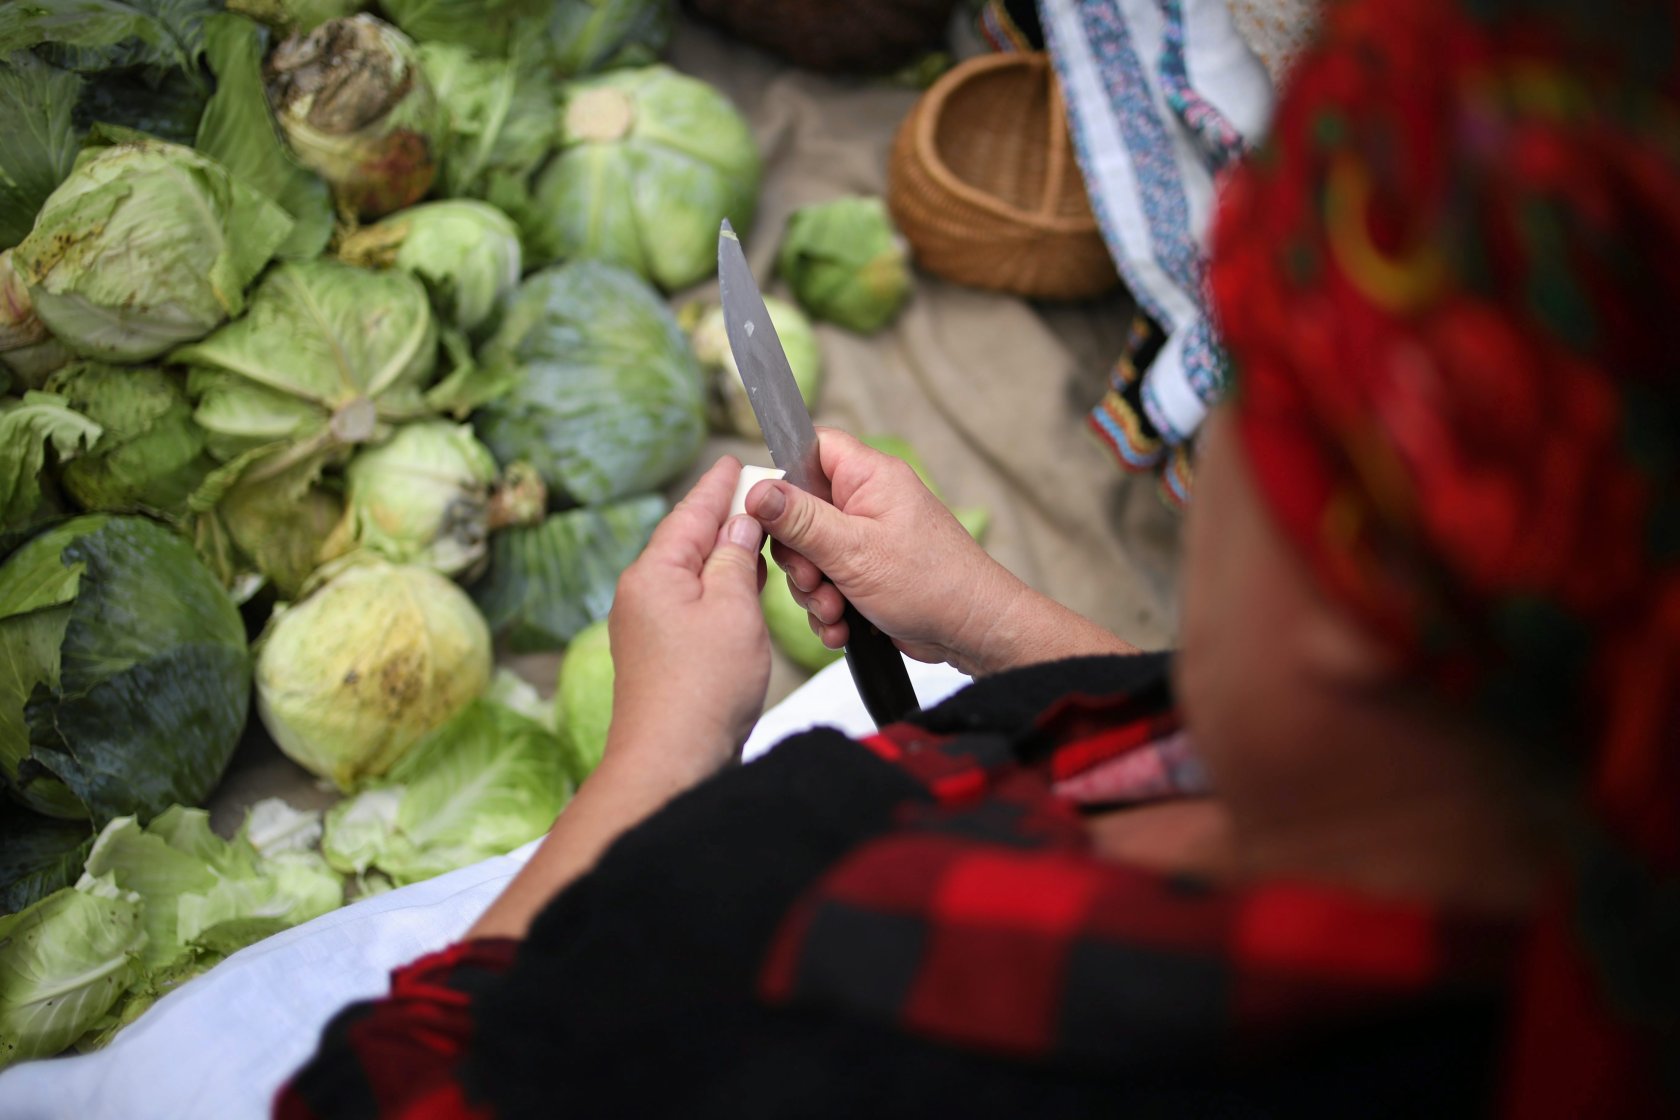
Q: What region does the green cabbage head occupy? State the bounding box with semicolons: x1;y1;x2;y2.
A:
176;258;438;467
256;559;493;790
526;65;760;288
12;140;293;362
539;0;673;76
264;15;443;219
338;420;502;578
0;516;252;821
777;196;911;334
474;261;703;505
385;0;669;75
381;0;545;58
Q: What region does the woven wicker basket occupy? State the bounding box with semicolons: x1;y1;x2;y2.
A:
685;0;958;74
887;52;1118;300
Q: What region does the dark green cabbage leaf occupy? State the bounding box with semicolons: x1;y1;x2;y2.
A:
0;54;82;251
0;516;251;823
0;809;93;914
195;12;333;260
473;493;664;652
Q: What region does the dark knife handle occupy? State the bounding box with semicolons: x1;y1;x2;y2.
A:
840;601;919;727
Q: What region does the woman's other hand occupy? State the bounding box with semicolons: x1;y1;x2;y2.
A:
606;456;770;787
746;429;1022;674
748;429;1137;675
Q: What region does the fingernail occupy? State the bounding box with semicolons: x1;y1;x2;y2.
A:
753;484;785;521
726;514;762;550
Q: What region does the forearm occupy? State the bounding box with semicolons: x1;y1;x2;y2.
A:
960;576;1139;675
466;743;712;940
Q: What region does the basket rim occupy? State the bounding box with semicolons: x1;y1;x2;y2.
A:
911;51;1102;236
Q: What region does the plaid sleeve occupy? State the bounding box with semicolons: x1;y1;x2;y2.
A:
758;833;1514;1069
274;938;519;1120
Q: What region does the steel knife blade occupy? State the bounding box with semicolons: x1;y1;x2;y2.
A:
718;220;918;727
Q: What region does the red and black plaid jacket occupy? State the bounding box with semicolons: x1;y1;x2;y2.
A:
277;654;1517;1119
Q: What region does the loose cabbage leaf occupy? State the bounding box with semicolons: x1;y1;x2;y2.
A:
47;363;216;519
0;876;144;1070
0;0;216;77
474;262;704;505
0;54;82;251
69;62;208;146
473;494;665;652
484;667;557;733
237;796;324;857
382;0;546;59
84;807;340;965
537;0;672;76
0;391;101;531
196;13;333;260
0;810;94;914
79;811;219;974
322;698;569;886
417;42;555;219
319;788;400;876
70;806;342;1052
178;259;438;466
176;851;342;953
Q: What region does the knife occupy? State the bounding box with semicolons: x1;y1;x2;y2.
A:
718;219;919;727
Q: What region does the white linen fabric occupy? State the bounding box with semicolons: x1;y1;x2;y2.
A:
1042;0;1274;446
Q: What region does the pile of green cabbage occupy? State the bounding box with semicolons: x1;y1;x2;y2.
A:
0;0;891;1071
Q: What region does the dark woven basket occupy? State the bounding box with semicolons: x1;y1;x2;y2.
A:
684;0;959;73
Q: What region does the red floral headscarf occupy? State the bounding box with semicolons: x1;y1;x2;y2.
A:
1209;0;1680;1112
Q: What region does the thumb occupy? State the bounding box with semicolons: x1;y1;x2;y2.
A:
702;514;764;601
748;481;859;573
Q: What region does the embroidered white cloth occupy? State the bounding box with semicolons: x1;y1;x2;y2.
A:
1043;0;1274;446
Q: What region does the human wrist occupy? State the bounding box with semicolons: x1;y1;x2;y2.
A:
948;566;1035;675
601;707;739;790
960;577;1136;674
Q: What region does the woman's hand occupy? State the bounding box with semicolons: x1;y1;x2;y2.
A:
606;455;770;786
468;458;770;940
747;429;1137;675
745;429;1019;674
